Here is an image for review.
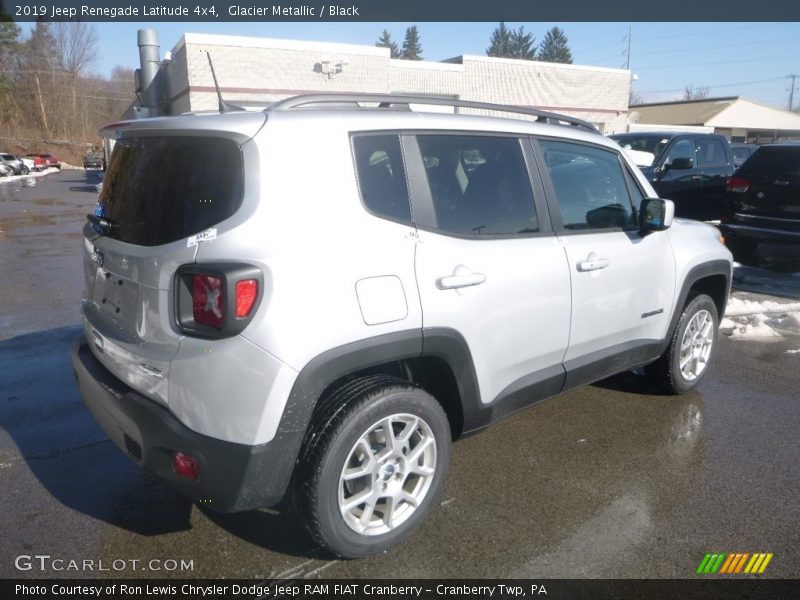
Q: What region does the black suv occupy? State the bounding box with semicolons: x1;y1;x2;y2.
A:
721;143;800;260
611;132;734;221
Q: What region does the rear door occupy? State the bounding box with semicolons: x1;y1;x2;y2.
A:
729;146;800;228
410;133;571;410
82;134;246;405
535;138;676;386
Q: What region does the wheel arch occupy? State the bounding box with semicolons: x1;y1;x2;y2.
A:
661;259;731;354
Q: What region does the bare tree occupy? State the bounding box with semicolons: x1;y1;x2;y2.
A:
52;22;99;139
683;86;709;101
52;22;97;76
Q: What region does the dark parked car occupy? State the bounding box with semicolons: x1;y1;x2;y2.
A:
83;150;103;169
1;153;29;175
610;132;734;221
721;143;800;260
730;143;757;169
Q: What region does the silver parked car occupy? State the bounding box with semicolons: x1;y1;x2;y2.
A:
1;153;29;175
73;94;732;558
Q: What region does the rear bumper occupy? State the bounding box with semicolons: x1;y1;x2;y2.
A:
72;337;300;512
721;223;800;244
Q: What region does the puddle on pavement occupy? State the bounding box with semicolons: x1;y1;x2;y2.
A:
0;179;37;201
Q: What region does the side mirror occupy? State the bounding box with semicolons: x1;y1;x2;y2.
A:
666;157;693;170
639;198;674;233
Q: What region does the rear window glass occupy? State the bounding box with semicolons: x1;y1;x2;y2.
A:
352;134;412;224
97;136;244;246
737;147;800;178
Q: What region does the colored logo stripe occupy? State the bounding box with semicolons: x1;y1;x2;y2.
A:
698;552;773;574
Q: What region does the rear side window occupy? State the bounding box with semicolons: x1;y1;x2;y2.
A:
98;136;243;246
540;140;637;231
696;137;728;167
416;135;538;236
737;147;800;178
732;146;752;162
352;135;411;224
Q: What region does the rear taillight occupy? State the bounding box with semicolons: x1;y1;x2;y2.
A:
235;279;258;318
727;177;750;193
192;274;224;328
176;264;263;338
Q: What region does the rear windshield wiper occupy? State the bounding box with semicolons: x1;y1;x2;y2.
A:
86;213;120;234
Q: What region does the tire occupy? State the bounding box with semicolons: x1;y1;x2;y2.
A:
296;375;451;558
21;166;29;175
645;294;719;394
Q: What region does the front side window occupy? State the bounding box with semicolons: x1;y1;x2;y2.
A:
352;135;411;223
540;140;637;231
416;135;538;236
664;138;696;167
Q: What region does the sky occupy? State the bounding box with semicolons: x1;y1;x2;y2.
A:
26;21;800;110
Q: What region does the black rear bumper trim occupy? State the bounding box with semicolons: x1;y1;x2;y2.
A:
72;337;299;512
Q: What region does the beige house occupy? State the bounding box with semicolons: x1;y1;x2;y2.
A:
135;33;632;134
629;97;800;143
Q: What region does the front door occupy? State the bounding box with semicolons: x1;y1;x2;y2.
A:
535;138;676;385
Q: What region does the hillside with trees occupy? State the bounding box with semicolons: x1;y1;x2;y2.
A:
0;17;134;162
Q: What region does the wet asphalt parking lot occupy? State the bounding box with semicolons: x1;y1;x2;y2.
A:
1;171;799;579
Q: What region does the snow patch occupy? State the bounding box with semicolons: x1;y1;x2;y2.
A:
0;167;60;184
786;348;800;355
723;296;800;339
725;297;800;316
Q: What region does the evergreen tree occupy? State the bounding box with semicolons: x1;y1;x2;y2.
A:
401;26;423;61
487;22;513;57
375;29;400;59
510;26;535;60
538;27;573;64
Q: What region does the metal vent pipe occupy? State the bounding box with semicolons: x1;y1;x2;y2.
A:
137;29;161;114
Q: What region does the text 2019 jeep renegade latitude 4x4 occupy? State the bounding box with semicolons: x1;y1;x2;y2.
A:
73;95;732;558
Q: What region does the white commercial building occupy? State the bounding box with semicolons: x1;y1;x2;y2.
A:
134;33;633;134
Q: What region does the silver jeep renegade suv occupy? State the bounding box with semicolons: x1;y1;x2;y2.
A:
73;95;732;558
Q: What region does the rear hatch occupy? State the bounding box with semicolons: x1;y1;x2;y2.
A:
727;146;800;232
83;115;261;405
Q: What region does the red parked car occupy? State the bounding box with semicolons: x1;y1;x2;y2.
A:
26;153;61;170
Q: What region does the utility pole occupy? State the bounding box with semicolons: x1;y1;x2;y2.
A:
624;25;632;70
789;74;798;112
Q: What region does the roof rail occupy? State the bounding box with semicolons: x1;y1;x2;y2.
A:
267;94;598;133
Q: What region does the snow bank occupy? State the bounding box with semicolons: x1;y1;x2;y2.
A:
722;296;800;339
0;167;60;184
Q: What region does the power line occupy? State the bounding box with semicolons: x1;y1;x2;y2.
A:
573;23;783;54
595;35;800;63
636;76;786;94
633;53;800;71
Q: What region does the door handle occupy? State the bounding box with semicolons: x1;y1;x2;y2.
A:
691;175;702;180
577;257;610;272
436;272;486;290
